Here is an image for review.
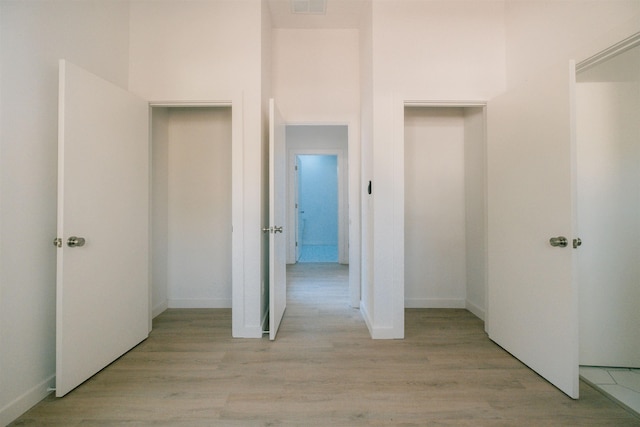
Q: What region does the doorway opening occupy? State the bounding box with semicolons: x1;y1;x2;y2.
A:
150;106;233;320
576;39;640;414
403;105;486;320
286;125;349;266
284;124;351;309
295;154;339;263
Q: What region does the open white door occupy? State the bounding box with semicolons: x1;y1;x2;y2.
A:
487;61;579;398
269;99;287;340
56;60;149;397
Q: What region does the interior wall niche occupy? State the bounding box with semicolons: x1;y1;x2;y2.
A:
404;106;486;319
151;107;232;317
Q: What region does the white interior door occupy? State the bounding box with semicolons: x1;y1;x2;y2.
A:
56;60;150;397
269;98;287;340
487;61;579;399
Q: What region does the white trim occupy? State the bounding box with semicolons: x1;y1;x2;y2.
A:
148;96;246;337
152;300;168;318
466;300;485;321
0;375;55;426
360;300;374;337
168;298;232;309
149;100;232;107
576;32;640;73
396;98;489;340
404;298;466;308
404;100;487;108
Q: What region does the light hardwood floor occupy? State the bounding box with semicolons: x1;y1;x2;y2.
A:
11;263;640;426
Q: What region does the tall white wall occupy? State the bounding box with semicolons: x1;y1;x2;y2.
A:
366;0;506;338
404;108;467;309
464;107;487;320
505;0;640;89
272;29;359;122
129;0;265;338
577;80;640;366
151;107;170;317
166;108;232;309
0;2;131;424
359;0;374;322
576;42;640;365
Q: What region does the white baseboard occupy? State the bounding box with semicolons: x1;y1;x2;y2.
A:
167;298;232;309
465;300;485;321
152;300;168;318
360;301;374;337
360;302;403;339
404;298;466;309
0;374;55;426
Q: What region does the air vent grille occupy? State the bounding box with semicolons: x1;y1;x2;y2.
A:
291;0;326;15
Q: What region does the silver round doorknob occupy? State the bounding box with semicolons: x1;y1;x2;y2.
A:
549;236;568;248
67;236;86;247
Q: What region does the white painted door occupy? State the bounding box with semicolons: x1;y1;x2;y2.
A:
269;99;287;340
56;60;149;397
295;156;302;263
487;61;579;399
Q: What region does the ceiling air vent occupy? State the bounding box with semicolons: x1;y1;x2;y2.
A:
291;0;326;15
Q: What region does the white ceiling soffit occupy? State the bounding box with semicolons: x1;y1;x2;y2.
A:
268;0;367;29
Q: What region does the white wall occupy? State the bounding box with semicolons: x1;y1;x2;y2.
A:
129;0;265;338
404;108;467;309
577;80;640;366
464;107;486;320
0;2;131;424
359;0;374;324
271;29;359;123
505;0;640;89
366;0;506;338
577;43;640;366
151;107;170;317
166;108;232;309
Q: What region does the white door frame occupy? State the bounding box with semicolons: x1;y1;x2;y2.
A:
390;99;487;338
149;98;244;336
287;149;348;265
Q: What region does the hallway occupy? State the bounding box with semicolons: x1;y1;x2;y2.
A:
10;264;640;425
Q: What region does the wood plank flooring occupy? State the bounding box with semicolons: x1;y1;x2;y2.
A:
11;263;640;426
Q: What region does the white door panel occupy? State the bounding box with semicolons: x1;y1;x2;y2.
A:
487;61;579;398
56;60;149;396
269;99;286;340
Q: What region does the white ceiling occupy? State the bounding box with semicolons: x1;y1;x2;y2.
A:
267;0;368;29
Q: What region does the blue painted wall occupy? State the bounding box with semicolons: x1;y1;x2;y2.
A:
298;155;338;246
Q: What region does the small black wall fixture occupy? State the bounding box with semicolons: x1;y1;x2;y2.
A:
367;180;372;195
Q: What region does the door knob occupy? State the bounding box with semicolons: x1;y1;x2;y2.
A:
67;236;86;247
273;226;283;234
262;227;272;233
549;236;568;248
573;238;582;249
